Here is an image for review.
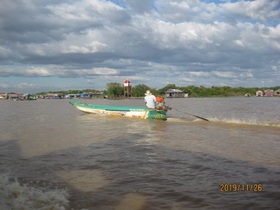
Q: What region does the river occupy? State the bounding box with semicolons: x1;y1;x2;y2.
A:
0;97;279;210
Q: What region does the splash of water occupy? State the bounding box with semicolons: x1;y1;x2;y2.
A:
0;174;69;210
209;117;280;127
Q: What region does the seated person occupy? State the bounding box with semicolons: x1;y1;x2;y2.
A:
144;90;156;109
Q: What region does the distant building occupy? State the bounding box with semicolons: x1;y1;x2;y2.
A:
44;93;57;99
274;89;280;96
0;92;7;99
165;89;186;98
78;92;91;98
124;79;132;97
89;91;104;98
64;94;76;99
264;89;274;97
256;90;263;97
7;92;22;100
77;91;104;98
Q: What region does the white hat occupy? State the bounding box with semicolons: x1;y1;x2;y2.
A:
145;90;152;96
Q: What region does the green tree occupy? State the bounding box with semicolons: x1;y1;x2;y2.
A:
106;82;123;98
132;84;150;97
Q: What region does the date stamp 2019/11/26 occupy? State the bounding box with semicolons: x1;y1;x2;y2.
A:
220;184;263;192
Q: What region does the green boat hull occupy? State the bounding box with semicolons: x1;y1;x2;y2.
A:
70;100;167;121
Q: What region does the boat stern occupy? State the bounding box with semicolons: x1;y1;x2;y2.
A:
146;110;167;121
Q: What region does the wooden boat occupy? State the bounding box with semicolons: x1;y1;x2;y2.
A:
70;100;168;121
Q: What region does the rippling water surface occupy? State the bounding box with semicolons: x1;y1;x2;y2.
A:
0;97;279;210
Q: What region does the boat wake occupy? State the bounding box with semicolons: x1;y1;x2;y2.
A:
0;174;69;210
167;117;209;123
167;117;280;128
208;117;280;128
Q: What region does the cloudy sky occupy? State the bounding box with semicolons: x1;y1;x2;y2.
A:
0;0;279;93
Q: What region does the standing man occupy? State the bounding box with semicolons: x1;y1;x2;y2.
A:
144;90;156;109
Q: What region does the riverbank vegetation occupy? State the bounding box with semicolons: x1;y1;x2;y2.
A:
36;83;280;98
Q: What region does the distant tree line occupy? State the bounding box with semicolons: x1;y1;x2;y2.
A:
106;83;280;98
36;83;280;98
36;89;100;96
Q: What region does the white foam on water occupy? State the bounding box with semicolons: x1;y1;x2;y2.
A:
167;117;193;123
0;174;69;210
168;116;280;127
209;117;280;127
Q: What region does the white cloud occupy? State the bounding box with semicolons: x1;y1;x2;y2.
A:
26;67;52;76
212;71;238;79
189;71;210;77
90;68;119;75
62;41;108;54
0;83;8;88
75;67;119;76
180;77;194;82
234;39;244;47
17;82;35;89
222;0;280;21
47;0;124;21
0;0;279;92
0;46;13;57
